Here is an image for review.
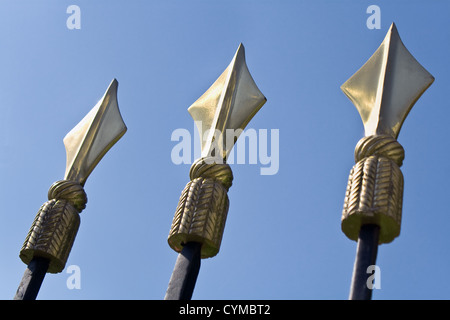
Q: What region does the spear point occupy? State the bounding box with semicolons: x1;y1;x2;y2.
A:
63;78;127;185
341;23;434;138
188;43;266;161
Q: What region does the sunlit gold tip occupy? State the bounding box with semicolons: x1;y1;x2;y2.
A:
64;79;127;185
341;23;434;139
188;43;266;161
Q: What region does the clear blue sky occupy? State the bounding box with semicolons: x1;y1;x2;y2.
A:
0;0;449;299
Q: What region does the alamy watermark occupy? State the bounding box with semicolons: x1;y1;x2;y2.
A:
66;5;81;30
66;265;81;290
366;5;381;30
171;122;279;175
367;265;381;290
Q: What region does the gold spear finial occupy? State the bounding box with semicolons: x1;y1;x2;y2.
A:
188;43;267;161
341;23;434;244
341;23;434;139
63;78;127;185
168;44;266;258
20;79;127;273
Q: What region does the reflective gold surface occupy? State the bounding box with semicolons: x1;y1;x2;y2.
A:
20;79;127;273
169;157;232;258
342;135;404;244
168;44;266;258
188;43;266;160
341;23;434;139
341;24;434;244
64;78;127;185
20;180;87;273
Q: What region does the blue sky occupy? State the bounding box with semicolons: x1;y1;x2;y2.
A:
0;1;449;299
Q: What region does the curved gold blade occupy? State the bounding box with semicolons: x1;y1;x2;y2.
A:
188;43;267;160
341;23;434;138
63;79;127;185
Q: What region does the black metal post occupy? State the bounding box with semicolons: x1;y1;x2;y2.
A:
165;242;202;300
349;224;380;300
14;256;50;300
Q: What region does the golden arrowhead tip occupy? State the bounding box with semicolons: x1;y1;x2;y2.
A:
63;79;127;185
341;22;434;138
188;44;266;161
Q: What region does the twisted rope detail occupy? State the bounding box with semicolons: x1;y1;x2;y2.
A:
354;134;405;166
48;180;87;212
189;157;233;190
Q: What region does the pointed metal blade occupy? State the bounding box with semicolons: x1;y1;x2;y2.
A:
63;79;127;185
341;23;434;138
188;43;267;160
